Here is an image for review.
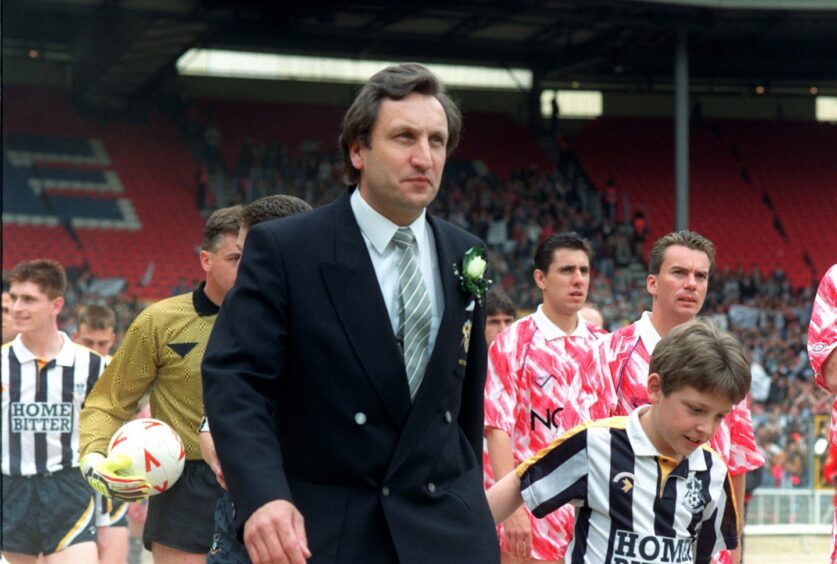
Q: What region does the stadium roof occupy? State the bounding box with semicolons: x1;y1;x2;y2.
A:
5;0;837;109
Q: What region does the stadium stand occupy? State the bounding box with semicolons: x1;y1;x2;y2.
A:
572;117;835;287
2;85;206;299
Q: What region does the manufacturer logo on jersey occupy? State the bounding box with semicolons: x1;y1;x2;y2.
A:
613;529;694;563
683;474;706;514
612;471;636;493
534;373;556;389
10;402;73;432
811;342;826;353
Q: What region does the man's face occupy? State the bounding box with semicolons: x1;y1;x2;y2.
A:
8;281;63;336
202;233;242;300
644;374;731;460
647;245;710;325
73;324;116;357
351;92;448;226
534;249;590;318
2;292;16;344
485;312;515;346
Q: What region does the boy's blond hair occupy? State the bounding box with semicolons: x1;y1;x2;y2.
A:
649;319;750;404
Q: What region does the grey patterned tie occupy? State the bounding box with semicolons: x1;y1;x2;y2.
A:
392;227;432;400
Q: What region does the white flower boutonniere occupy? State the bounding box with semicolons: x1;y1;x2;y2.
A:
453;247;492;305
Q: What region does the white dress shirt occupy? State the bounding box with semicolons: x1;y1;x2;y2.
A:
350;189;443;356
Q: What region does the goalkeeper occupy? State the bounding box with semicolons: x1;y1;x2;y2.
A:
79;206;242;564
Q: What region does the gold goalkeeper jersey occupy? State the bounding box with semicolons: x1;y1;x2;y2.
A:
80;284;219;461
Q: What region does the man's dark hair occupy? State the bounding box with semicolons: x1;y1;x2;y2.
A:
485;288;516;318
201;205;243;252
8;259;67;299
241;195;312;230
339;63;462;185
533;232;593;273
648;230;716;277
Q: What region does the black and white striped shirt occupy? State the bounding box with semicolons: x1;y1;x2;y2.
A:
2;332;105;476
518;408;738;564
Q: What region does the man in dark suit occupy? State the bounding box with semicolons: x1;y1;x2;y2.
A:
202;63;499;564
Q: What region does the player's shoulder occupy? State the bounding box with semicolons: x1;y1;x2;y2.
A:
493;315;537;351
699;444;732;474
69;340;105;361
584;415;629;432
561;416;628;444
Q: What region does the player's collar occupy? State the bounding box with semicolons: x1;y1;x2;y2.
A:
636;311;662;355
533;305;588;340
627;406;708;471
12;331;77;367
193;281;220;316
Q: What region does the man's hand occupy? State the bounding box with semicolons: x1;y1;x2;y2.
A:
502;505;533;560
80;452;151;501
244;499;312;564
198;430;227;490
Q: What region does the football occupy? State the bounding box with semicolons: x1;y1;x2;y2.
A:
107;418;186;496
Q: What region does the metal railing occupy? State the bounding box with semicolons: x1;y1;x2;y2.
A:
745;488;834;535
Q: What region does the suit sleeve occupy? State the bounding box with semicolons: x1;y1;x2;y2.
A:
202;225;292;530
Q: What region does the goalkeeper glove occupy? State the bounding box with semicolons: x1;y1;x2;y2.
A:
80;452;152;501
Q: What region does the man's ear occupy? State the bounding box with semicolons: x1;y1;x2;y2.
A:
646;273;657;298
533;269;546;291
349;141;365;172
52;296;65;316
199;250;212;274
646;372;663;404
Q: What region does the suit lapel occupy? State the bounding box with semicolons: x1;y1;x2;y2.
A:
387;215;469;477
320;191;412;427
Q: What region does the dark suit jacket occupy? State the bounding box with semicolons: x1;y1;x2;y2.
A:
202;188;499;563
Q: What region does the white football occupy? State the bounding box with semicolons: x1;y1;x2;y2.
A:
107;418;185;496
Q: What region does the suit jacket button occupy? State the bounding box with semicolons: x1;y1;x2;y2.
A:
354;412;367;425
427;482;437;494
382;486;391;497
444;410;452;423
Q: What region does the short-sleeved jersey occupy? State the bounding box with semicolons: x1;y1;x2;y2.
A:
809;264;837;444
563;312;764;478
807;264;837;564
2;332;105;476
80;285;219;461
518;410;739;564
484;307;606;560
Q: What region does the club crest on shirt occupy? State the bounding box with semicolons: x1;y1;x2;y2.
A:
811;342;826;353
683;474;706;514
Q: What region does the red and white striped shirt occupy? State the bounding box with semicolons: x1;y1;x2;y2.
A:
807;264;837;564
484;307;606;560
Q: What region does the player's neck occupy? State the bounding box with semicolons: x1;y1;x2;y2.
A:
203;279;225;307
541;304;579;335
649;309;692;338
21;327;63;362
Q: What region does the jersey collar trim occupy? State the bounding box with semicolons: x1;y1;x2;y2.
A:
12;331;77;367
533;305;588;341
636;311;662;355
193;281;220;316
